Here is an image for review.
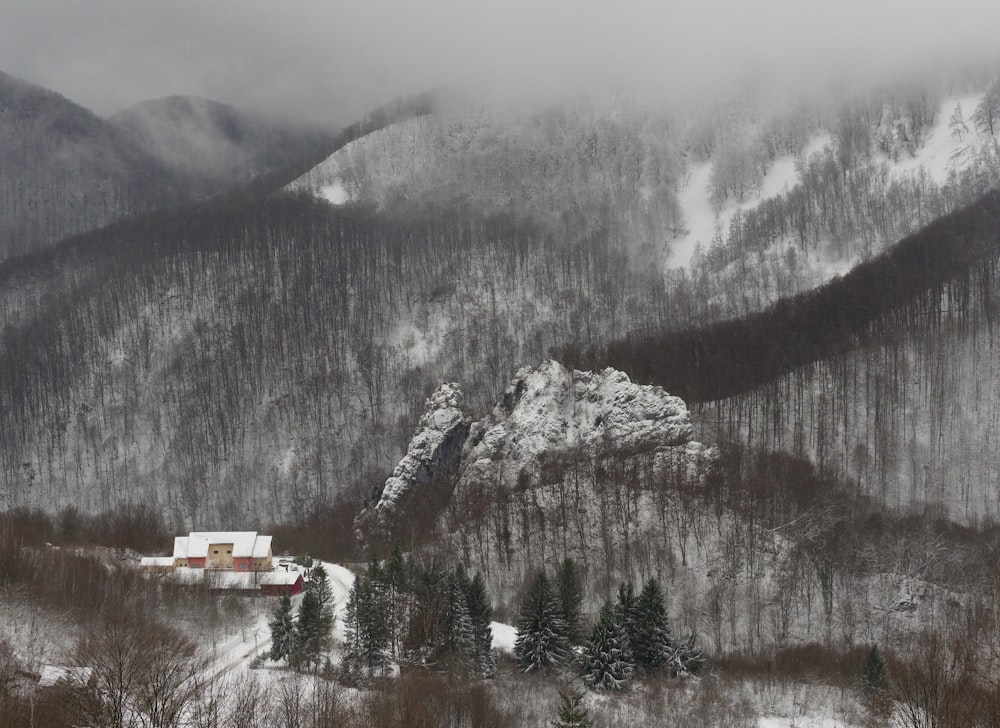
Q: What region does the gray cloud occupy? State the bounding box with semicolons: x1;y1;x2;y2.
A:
2;0;1000;128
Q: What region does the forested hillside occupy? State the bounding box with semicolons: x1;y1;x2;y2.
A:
0;70;183;259
4;73;1000;531
0;192;670;527
291;75;1000;325
573;187;1000;520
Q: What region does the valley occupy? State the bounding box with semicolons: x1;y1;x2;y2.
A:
2;51;1000;727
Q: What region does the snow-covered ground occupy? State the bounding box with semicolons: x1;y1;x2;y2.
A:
669;162;717;268
200;560;355;682
669;140;813;269
888;93;986;185
671;94;993;274
319;180;350;205
490;621;517;653
759;718;852;728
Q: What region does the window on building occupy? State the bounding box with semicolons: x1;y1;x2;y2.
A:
213;550;219;554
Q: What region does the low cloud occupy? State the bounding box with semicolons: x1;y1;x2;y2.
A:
2;0;999;127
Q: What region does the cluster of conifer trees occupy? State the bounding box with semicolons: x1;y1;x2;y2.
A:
513;561;703;691
269;561;336;673
338;548;495;683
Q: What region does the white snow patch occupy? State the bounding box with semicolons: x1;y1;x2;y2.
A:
490;621;517;653
389;311;451;365
759;155;799;200
669;162;718;268
889;93;987;186
759;719;851;728
670;152;803;270
278;445;296;476
319;180;350;205
803;131;833;159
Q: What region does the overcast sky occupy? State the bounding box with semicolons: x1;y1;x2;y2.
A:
2;0;1000;129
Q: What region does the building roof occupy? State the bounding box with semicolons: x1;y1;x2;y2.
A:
172;531;271;560
188;531;259;558
252;535;272;559
258;571;301;586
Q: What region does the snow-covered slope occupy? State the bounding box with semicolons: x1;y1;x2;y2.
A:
289;80;1000;328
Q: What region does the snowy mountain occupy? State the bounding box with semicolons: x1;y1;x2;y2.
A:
0;70;183;259
290;79;1000;323
0;71;334;261
109;95;334;199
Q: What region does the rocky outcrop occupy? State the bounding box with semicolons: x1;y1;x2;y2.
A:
357;360;719;548
464;360;698;467
354;383;470;545
443;361;718;609
458;360;718;495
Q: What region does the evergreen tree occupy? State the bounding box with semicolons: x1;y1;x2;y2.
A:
385;544;408;589
407;561;450;658
385;544;409;660
551;690;594;728
438;573;476;674
342;575;391;681
310;563;335;615
465;571;497;678
556;558;584;645
615;581;639;649
268;592;295;664
582;603;634;691
861;644;887;696
515;572;569;672
632;578;674;671
292;587;330;672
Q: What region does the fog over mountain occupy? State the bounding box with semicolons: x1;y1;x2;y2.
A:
3;0;1000;125
7;3;1000;725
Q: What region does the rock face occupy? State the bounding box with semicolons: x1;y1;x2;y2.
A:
355;383;471;544
458;361;718;493
356;360;718;547
465;360;696;465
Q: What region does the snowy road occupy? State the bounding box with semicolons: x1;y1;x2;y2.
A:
203;561;355;682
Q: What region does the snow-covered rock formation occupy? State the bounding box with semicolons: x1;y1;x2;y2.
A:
458;360;718;497
354;383;471;544
467;360;695;460
356;360;718;546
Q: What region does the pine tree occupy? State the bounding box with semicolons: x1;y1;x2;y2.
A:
465;571;497;678
582;603;634;691
342;575;390;681
310;563;334;614
632;578;674;671
407;560;450;658
384;544;409;660
551;690;594;728
515;572;569;672
292;582;334;672
861;644;887;696
438;572;476;674
268;592;295;663
615;581;639;649
385;545;408;590
556;558;584;646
